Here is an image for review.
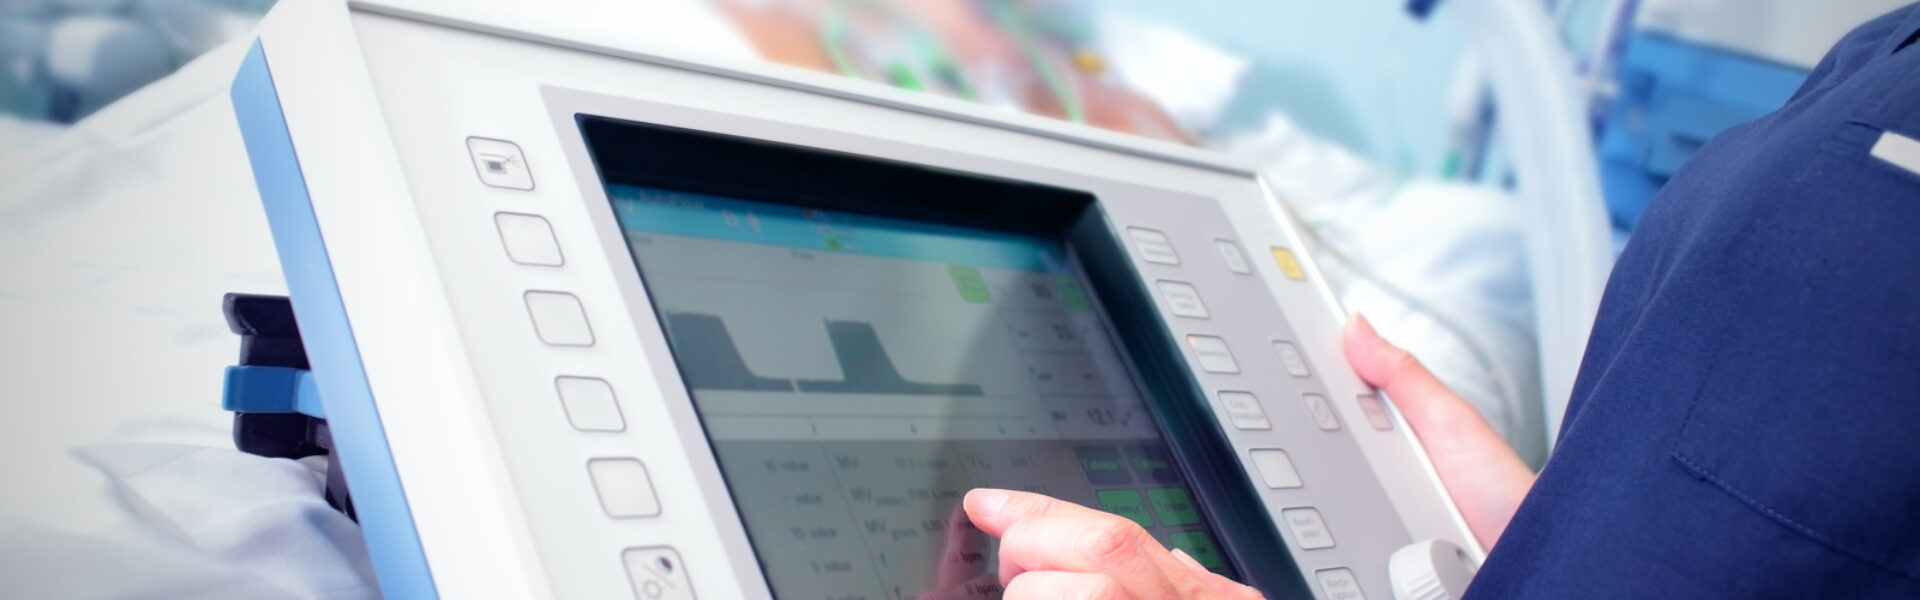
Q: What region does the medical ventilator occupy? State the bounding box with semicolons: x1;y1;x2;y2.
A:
227;1;1481;598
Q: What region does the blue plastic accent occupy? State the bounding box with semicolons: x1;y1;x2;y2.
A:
230;40;439;599
222;365;327;419
1599;32;1809;231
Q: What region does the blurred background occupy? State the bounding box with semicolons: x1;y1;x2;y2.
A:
7;0;1899;204
0;2;1907;595
1;0;1906;468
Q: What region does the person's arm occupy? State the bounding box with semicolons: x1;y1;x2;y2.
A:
962;314;1536;598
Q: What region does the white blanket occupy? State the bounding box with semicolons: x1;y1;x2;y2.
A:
0;39;372;598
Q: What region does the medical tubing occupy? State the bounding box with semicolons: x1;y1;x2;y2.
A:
1454;0;1614;447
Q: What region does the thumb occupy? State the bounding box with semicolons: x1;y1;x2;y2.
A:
1342;313;1492;448
1342;313;1458;423
1342;313;1535;549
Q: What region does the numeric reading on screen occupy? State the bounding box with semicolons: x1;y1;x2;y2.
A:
610;185;1232;599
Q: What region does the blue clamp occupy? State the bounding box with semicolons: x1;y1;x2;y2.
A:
224;365;326;419
221;292;356;519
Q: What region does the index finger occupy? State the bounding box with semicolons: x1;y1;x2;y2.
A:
964;489;1213;598
927;499;993;597
962;488;1111;538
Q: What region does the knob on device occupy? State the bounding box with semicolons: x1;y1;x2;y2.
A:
1388;539;1479;600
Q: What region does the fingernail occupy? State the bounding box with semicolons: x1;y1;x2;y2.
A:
1351;313;1377;339
970;489;1009;518
1170;548;1206;572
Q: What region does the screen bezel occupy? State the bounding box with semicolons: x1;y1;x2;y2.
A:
576;114;1311;598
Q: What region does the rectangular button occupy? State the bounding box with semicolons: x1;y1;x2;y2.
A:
1303;394;1342;431
1098;490;1154;528
1357;394;1394;431
1272;341;1312;378
524;291;595;346
1215;239;1252;274
1250;449;1303;489
1315;568;1366;600
625;547;696;600
495;212;564;266
1146;487;1201;526
1166;531;1225;570
467;137;534;190
556;376;624;432
1270;246;1306;281
1128;227;1181;265
1217;391;1271;430
1281;507;1335;549
1156;280;1210;319
1185;335;1240;373
589;459;662;518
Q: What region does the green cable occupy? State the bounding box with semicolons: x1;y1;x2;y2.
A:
818;0;976;99
987;0;1085;123
819;2;862;79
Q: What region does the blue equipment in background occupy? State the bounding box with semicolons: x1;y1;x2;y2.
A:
1597;32;1809;231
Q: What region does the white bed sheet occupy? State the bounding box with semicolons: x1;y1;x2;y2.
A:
0;39;377;599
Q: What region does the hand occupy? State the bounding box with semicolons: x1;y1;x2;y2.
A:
1343;314;1536;549
962;488;1264;600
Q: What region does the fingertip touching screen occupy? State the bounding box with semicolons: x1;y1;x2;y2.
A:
579;116;1298;599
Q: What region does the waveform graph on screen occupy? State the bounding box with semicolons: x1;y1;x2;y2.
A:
663;311;984;397
660;312;796;391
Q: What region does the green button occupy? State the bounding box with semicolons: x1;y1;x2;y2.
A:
1146;487;1200;526
950;266;991;303
1075;446;1132;485
1097;490;1153;529
1167;531;1224;569
1054;277;1091;311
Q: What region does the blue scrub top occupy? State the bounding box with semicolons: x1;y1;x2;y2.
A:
1467;4;1920;598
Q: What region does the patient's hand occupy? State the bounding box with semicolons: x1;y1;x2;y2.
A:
962;489;1264;600
1344;314;1535;549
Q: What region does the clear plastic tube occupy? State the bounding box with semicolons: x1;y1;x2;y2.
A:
1454;0;1614;449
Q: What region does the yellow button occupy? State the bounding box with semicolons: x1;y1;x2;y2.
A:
1271;247;1306;281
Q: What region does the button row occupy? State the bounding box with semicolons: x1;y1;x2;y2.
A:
1129;225;1354;568
1124;226;1304;282
1215;390;1341;432
1182;335;1318;381
1285;502;1365;599
478;141;688;599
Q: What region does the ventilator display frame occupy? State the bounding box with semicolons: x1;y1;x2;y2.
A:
231;1;1479;598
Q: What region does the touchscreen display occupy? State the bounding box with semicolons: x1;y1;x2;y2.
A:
608;184;1233;599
